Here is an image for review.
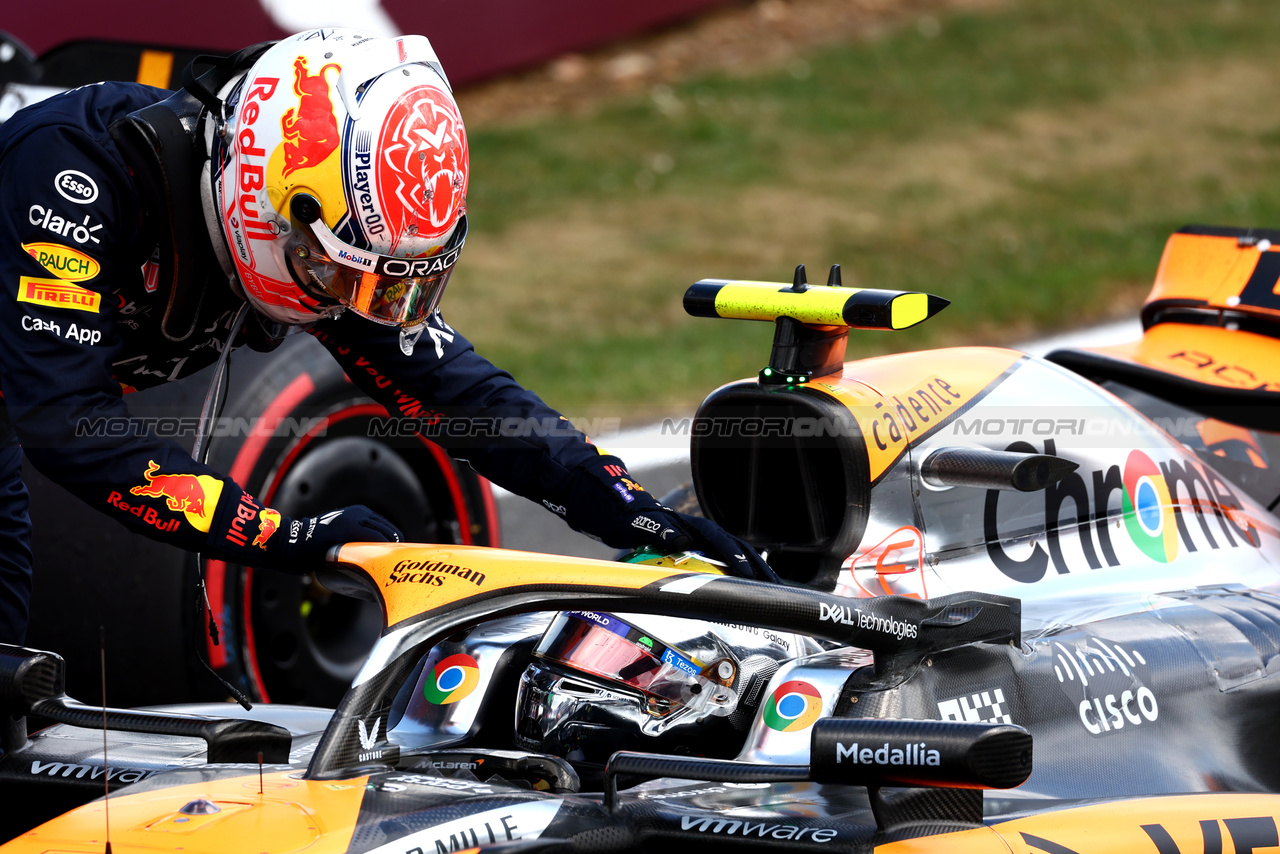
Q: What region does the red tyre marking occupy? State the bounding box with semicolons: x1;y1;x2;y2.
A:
223;386;486;701
262;403;385;503
477;475;500;547
229;373;318;486
264;403;475;544
417;437;473;545
203;558;229;668
208;372;316;700
239;567;267;702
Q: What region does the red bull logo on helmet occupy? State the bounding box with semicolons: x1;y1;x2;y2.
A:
213;30;465;325
233;78;281;243
222;73;281;272
127;460;224;532
281;57;342;177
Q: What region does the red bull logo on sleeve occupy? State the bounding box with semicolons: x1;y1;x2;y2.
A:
125;461;224;533
225;493;265;548
281;56;342;177
253;508;282;549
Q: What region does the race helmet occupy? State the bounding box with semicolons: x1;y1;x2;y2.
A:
202;29;468;327
513;553;820;772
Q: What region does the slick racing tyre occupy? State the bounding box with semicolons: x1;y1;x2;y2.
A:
23;333;497;708
202;333;498;706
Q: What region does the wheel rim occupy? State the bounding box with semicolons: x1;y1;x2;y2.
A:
251;435;434;703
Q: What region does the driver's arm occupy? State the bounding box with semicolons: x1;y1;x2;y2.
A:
311;310;780;582
311;309;614;514
0;122;373;569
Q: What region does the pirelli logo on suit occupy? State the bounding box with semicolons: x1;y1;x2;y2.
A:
17;276;101;313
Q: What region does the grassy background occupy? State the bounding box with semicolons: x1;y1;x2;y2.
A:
445;0;1280;419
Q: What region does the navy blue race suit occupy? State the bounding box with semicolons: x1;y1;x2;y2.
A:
0;81;735;644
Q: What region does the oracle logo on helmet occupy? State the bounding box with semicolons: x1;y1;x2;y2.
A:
378;244;462;278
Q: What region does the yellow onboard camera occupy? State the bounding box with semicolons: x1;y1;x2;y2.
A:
683;264;950;384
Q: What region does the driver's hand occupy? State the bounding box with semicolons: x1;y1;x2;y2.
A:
624;506;781;584
273;505;402;572
560;454;781;583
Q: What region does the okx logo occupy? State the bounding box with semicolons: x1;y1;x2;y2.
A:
937;687;1012;725
1122;450;1178;563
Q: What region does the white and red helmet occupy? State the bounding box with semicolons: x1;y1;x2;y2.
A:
203;29;469;327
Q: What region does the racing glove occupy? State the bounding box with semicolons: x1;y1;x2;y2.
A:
561;454;782;584
269;506;404;571
206;494;402;574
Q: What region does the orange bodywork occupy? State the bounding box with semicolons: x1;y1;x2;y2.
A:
1085;323;1280;393
1198;417;1270;467
335;542;695;629
877;793;1280;854
2;770;368;854
802;346;1024;481
1147;230;1280;321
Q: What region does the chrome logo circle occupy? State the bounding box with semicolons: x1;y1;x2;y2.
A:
1122;450;1178;563
762;680;822;732
423;652;480;705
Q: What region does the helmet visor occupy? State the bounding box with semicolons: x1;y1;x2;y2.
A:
535;611;709;706
286;212;467;328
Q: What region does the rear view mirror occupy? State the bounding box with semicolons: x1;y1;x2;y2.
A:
809;717;1033;789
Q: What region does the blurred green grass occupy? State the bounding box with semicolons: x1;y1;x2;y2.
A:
446;0;1280;416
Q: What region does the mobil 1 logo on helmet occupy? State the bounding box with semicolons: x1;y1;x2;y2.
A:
54;170;99;204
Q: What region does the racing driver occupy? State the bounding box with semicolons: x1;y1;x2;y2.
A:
0;29;778;644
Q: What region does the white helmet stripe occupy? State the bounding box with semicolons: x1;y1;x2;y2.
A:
337;35;445;120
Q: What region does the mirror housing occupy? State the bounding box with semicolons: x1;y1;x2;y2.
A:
809;717;1032;789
